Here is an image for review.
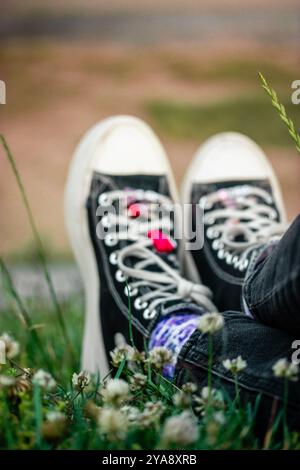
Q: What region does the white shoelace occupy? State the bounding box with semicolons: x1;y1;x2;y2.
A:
100;189;217;319
200;185;286;269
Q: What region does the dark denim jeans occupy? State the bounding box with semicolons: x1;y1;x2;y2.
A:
175;215;300;435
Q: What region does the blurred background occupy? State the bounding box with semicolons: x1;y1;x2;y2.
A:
0;0;299;301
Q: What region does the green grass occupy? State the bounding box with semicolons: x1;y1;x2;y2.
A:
165;58;297;86
1;77;300;451
146;94;300;146
259;73;300;154
0;295;299;450
6;238;73;264
0;298;83;383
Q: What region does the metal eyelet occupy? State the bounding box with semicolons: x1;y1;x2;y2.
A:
104;235;118;247
143;308;157;320
115;270;126;282
98;193;111;206
199;197;213;210
212;239;223;251
212;239;218;250
266;194;273;205
225;252;233;265
270;209;277;220
124;285;138;297
240;259;249;271
207;227;219;239
134;298;148;310
101;214;112;228
109;252;118;265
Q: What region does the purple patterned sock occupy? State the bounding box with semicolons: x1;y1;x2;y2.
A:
149;313;201;379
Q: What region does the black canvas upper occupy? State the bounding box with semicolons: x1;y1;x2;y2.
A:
189;179;281;312
87;172;204;359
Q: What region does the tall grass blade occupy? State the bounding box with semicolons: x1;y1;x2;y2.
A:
259;73;300;154
0;135;75;362
125;280;135;348
33;384;42;448
0;257;54;373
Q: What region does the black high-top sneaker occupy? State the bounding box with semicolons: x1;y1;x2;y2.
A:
65;116;216;377
181;132;287;312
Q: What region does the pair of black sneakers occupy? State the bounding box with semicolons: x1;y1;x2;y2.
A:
65;116;286;376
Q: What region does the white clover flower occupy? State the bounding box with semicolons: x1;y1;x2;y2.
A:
182;382;197;394
46;411;66;423
0;333;20;359
101;378;130;406
32;369;57;392
127;348;146;364
140;400;165;428
130;372;147;391
161;411;199;447
120;405;141;424
206;411;226;445
98;407;128;439
0;374;16;388
194;387;225;415
272;358;299;382
173;382;197;408
200;386;212;400
197;312;224;334
110;345;131;367
23;368;33;378
223;356;247;375
72;371;91;391
272;358;287;377
173;391;191;408
147;347;173;370
212;411;226;426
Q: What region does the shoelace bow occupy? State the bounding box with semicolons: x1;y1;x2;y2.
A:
100;189;217;319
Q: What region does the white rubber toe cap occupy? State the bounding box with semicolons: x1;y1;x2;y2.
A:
181;132;287;223
90;117;171;176
188;132;275;183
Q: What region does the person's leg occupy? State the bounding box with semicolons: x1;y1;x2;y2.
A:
171;218;300;435
243;214;300;336
174;310;300;436
171;218;300;436
174;134;300;436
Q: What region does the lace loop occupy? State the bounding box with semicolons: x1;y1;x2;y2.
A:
100;189;218;317
201;185;286;267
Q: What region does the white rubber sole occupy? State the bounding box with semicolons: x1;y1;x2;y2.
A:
64;116;178;377
181;132;287;283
